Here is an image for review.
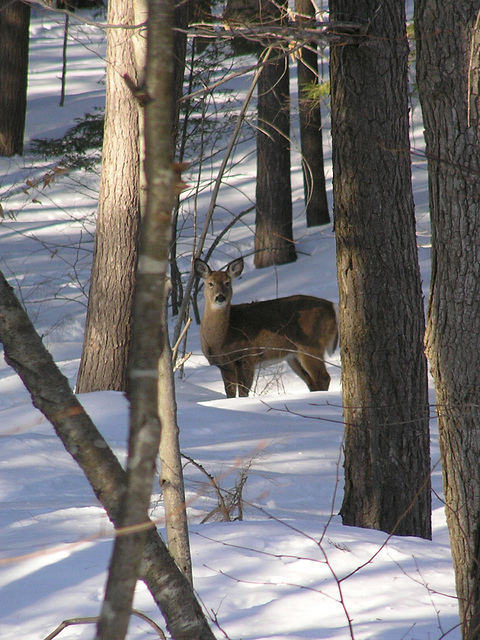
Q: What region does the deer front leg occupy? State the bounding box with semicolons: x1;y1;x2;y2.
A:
219;365;238;398
236;358;255;397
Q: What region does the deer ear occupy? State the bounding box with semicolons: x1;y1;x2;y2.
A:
227;257;244;278
194;258;211;279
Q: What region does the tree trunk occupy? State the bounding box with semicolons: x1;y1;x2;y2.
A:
131;0;193;586
223;0;296;267
330;0;431;538
0;0;30;156
76;0;141;393
416;1;480;635
158;322;193;583
94;0;182;633
255;51;297;267
172;0;190;144
0;270;216;640
295;0;330;226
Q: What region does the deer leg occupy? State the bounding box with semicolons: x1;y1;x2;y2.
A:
288;356;315;389
220;365;238;398
298;353;330;391
236;358;255;397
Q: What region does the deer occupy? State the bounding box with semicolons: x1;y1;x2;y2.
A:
194;257;338;398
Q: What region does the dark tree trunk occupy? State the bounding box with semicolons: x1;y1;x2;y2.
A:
296;0;329;226
330;0;431;538
255;51;297;267
416;0;480;635
168;0;193;315
222;0;296;267
76;0;140;393
0;0;30;156
172;0;190;143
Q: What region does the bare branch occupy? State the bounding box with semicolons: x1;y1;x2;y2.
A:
44;610;167;640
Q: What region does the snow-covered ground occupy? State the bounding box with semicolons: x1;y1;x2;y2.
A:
0;9;460;640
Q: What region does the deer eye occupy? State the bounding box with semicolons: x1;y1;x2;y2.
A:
225;282;231;288
208;282;214;287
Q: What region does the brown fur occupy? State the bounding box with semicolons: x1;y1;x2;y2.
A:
195;257;338;398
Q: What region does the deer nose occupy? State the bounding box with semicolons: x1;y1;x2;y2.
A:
216;293;226;304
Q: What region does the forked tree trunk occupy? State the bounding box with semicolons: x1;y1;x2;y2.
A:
94;0;183;632
416;1;480;636
0;271;216;640
130;0;192;587
295;0;330;227
330;0;431;538
0;0;30;156
76;0;141;393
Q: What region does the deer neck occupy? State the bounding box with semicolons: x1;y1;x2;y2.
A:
201;302;231;355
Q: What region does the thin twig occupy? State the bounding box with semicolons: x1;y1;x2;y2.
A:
172;48;273;344
43;610;166;640
182;454;232;521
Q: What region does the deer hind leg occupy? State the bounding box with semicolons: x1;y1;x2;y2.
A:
288;355;315;389
290;352;330;391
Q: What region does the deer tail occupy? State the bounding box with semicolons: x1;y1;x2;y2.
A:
326;303;339;356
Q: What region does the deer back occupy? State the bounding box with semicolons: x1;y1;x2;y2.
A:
228;296;337;361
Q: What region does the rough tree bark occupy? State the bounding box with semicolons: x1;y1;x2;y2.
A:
253;0;296;268
0;270;216;640
295;0;330;226
76;0;141;393
0;0;30;156
76;0;190;393
415;1;480;636
223;0;297;267
330;0;431;538
255;49;297;267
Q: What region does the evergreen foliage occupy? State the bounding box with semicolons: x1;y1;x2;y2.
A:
30;110;104;171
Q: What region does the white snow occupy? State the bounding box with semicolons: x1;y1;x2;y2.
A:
0;8;460;640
